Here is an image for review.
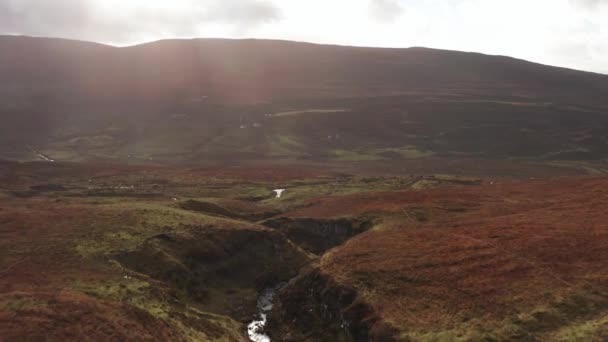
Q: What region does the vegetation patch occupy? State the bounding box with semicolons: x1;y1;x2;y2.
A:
115;225;312;320
329;149;384;161
268;134;308;157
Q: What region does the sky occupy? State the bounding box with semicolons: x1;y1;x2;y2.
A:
0;0;607;74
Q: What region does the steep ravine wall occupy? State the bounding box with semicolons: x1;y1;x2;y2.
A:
262;217;374;255
116;225;311;321
258;217;392;341
267;265;397;341
114;217;378;340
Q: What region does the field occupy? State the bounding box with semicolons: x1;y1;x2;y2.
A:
4;96;608;164
0;159;606;341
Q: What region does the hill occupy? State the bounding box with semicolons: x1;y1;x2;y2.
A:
1;36;608;163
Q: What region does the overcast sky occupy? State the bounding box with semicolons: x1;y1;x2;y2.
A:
1;0;607;74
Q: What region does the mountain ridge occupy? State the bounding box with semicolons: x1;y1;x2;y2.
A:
2;35;607;104
3;34;608;78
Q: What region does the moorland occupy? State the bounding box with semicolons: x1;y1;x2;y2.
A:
1;37;608;341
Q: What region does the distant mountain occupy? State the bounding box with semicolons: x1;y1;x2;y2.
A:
1;36;608;163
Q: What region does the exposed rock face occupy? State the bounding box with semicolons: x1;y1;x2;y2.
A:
267;265;397;342
262;217;374;255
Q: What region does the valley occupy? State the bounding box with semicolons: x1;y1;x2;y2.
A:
0;37;607;341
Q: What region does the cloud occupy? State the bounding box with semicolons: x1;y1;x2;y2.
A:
0;0;282;43
570;0;608;9
0;0;92;36
369;0;404;22
203;0;281;31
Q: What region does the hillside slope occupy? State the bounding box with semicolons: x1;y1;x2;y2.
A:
269;177;608;341
1;36;608;162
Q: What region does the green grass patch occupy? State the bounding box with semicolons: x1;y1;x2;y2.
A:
72;278;244;341
74;202;254;257
551;314;608;341
374;145;434;159
328;146;432;161
269;134;307;157
329;149;384;161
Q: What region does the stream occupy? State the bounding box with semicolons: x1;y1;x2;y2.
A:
247;283;285;342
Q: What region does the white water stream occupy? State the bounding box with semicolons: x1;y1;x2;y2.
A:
247;284;284;342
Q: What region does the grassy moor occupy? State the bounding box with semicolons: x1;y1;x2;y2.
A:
1;36;607;342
